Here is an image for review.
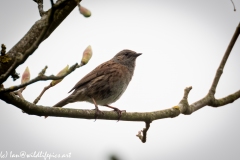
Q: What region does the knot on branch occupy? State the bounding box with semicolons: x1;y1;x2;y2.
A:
173;86;193;115
0;55;11;63
33;0;45;17
0;44;11;63
1;44;6;56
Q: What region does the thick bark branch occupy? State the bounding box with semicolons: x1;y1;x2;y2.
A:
0;22;239;121
0;0;81;84
1;86;239;122
0;91;180;121
0;1;239;144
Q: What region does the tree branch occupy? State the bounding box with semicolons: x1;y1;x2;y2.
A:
33;0;45;16
0;57;18;82
210;90;240;107
0;1;239;144
193;22;240;112
230;0;236;11
136;122;151;143
1;44;6;56
1;85;239;122
0;22;239;121
172;86;192;114
0;91;181;121
0;0;81;84
33;84;52;104
208;22;240;96
0;63;78;93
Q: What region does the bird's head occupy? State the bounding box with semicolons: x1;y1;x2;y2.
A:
112;49;142;68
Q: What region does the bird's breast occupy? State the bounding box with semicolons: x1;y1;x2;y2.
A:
94;68;132;105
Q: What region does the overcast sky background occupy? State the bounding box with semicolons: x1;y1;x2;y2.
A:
1;0;240;160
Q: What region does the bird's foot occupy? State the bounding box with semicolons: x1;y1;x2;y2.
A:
104;105;126;121
91;97;104;121
92;108;104;121
113;108;126;121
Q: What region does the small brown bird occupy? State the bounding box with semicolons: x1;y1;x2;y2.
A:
52;49;141;119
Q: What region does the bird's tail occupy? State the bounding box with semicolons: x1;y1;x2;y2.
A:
45;97;69;118
53;97;69;107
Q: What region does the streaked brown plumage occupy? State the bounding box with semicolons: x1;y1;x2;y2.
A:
53;49;141;119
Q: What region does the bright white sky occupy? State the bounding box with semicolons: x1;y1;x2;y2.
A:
1;0;240;160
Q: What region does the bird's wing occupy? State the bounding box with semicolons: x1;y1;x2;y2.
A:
68;60;121;93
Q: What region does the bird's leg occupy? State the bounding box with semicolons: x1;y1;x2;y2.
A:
104;105;126;121
91;97;104;120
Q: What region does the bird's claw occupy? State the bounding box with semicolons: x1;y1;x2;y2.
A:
113;108;126;121
93;108;104;121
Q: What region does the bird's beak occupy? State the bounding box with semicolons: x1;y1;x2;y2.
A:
135;53;142;57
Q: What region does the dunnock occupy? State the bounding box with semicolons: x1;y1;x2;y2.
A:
52;49;141;120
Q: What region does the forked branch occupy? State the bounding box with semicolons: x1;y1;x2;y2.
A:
0;63;78;93
0;2;239;143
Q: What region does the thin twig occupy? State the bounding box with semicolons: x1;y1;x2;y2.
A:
183;86;192;100
189;21;239;113
208;22;240;96
39;66;48;76
230;0;236;11
33;84;52;104
0;63;78;93
33;0;45;16
136;122;151;143
1;44;6;56
191;22;240;113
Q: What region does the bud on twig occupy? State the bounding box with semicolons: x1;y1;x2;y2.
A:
81;45;92;65
50;65;69;86
78;5;91;17
21;67;30;87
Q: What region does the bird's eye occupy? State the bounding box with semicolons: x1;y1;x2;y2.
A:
124;52;129;56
